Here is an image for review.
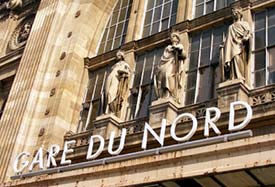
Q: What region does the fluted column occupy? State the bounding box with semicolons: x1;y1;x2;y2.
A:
0;0;59;182
0;0;117;182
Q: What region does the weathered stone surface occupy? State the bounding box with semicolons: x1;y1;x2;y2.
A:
1;0;275;187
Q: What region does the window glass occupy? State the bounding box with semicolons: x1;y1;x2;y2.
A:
143;0;178;37
185;72;197;105
268;47;275;84
186;25;227;105
255;51;266;71
205;0;214;15
253;8;275;87
189;34;200;70
200;30;211;66
255;70;266;87
78;68;108;131
98;0;133;54
197;68;213;102
212;26;224;64
128;47;164;120
194;0;236;18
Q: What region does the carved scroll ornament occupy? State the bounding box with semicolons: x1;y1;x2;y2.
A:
7;15;34;52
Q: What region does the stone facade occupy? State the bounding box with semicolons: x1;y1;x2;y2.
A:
1;0;275;187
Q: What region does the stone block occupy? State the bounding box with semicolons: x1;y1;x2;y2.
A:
93;113;122;139
217;79;250;112
149;98;179;128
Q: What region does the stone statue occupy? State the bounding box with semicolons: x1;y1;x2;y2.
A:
105;50;130;115
221;8;252;82
154;31;186;103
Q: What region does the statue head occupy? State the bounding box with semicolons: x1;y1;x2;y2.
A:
232;7;243;21
170;31;180;44
116;50;125;61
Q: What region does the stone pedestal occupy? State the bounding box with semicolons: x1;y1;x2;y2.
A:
149;98;179;128
217;79;250;112
93;114;122;139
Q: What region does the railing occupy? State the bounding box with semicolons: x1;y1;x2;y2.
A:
64;117;149;148
121;117;148;134
64;130;93;148
178;99;218;121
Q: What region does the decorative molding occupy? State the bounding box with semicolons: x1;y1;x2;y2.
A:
0;46;24;64
250;84;275;106
7;14;34;52
0;0;37;20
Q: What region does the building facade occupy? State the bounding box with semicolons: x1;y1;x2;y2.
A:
1;0;275;186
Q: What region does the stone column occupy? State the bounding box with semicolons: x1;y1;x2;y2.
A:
0;0;118;182
0;0;60;181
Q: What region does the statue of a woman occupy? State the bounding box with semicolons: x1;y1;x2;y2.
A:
154;31;186;103
105;50;130;115
222;8;252;82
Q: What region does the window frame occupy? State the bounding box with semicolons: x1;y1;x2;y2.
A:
192;0;236;18
78;69;108;132
97;0;133;54
142;0;178;37
252;7;275;88
126;47;164;120
186;25;227;105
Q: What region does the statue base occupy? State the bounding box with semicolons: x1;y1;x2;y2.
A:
149;98;179;129
93;114;122;139
217;79;250;112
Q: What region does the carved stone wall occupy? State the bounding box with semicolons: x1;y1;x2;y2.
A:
0;0;119;182
6;14;34;52
0;0;39;56
2;0;275;186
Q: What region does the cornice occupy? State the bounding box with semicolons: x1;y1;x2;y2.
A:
0;46;24;66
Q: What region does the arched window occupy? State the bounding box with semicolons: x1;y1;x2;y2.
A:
143;0;178;37
97;0;133;54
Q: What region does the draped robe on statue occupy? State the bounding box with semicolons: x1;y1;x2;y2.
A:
224;20;251;80
105;61;130;114
155;44;185;101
